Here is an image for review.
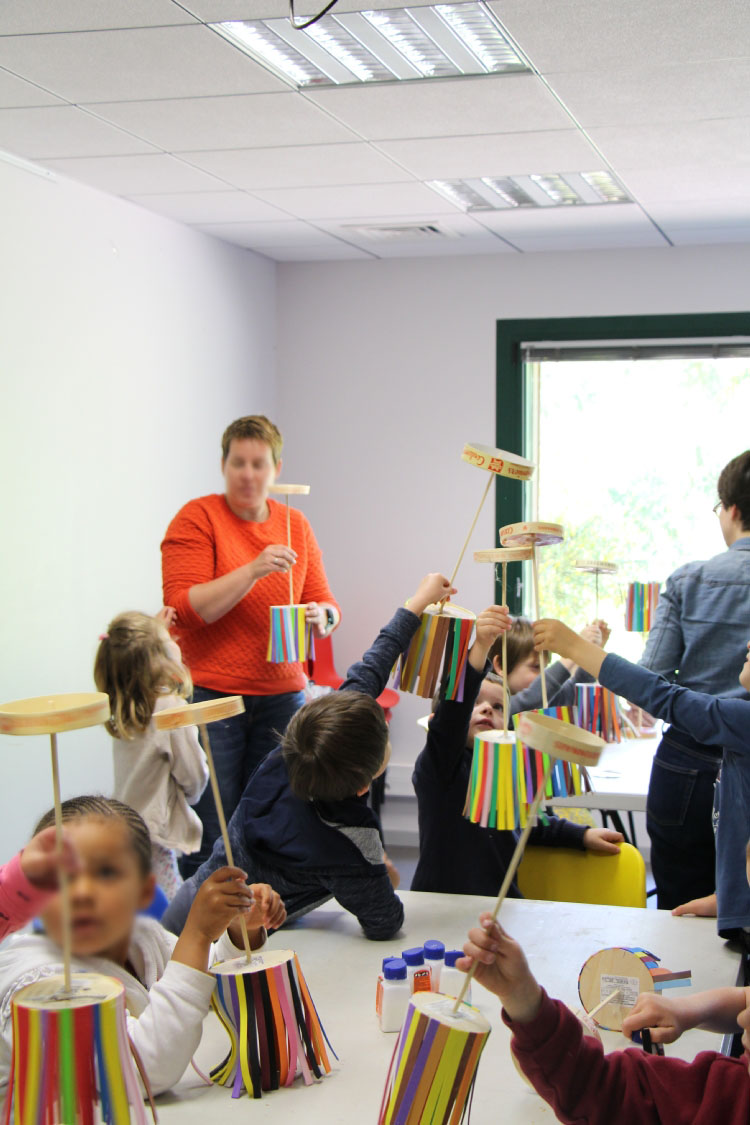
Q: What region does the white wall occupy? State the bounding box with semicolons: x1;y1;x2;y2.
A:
275;244;750;813
0;161;276;857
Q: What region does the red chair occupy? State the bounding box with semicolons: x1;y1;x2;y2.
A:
310;635;400;721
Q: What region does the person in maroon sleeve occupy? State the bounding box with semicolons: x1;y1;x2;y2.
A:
458;910;750;1125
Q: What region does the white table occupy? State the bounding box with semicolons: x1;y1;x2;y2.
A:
553;735;657;814
157;891;740;1123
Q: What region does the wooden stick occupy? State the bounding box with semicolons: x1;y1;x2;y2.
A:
50;733;72;994
595;570;600;621
199;723;253;963
452;759;555;1011
448;473;493;589
502;562;509;737
531;545;548;707
286;497;294;606
578;988;621;1022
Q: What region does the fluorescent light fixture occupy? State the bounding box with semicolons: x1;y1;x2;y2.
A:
212;3;527;87
427;173;630;211
0;147;56;180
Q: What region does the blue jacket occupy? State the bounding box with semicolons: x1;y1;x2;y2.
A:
599;652;750;932
163;608;420;941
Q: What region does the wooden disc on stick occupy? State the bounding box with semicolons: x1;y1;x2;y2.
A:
0;692;109;735
574;560;617;575
269;483;311;495
499;521;564;547
516;710;605;767
462;443;534;481
473;546;534;564
578;948;656;1031
154;695;244;731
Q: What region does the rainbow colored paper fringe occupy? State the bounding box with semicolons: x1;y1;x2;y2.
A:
4;977;147;1125
395;612;474;702
378;998;489;1125
464;709;589;830
625;581;660;632
211;954;334;1099
576;684;623;743
622;948;692;993
267;605;315;664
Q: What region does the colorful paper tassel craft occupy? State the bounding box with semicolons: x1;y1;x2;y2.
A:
625;581;660;632
576;683;624;743
4;972;148;1125
211;950;334;1099
267;605;315;664
578;946;692;1032
465;710;590;830
378;992;490;1125
395;605;475;701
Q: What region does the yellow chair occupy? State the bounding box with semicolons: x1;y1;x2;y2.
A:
517;842;647;908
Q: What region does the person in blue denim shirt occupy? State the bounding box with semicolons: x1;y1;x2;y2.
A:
533;615;750;940
637;450;750;911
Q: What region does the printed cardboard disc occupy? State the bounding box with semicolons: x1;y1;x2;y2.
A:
461;443;535;481
475;729;517;746
212;949;295;977
154;694;244;731
269;484;311;495
0;693;110;736
422;602;476;622
578;948;655;1031
411;990;491;1034
574;560;618;575
473;547;534;564
499;522;564;547
516;710;605;767
14;972;123;1011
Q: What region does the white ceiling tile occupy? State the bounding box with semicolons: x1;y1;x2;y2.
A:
620;166;750;206
42;153;228;195
0;67;63;108
492;0;750;73
251;181;459;219
550;61;750;129
179;142;414;188
0;105;157;159
127;189;289;222
0;1;196;34
89;93;357;151
316;212;517;256
374;129;601;180
647;200;750;230
589;119;750;175
195;220;341;246
0;25;286;104
476;203;668;251
305;74;572;141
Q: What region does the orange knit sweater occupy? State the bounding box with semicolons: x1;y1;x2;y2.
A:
161;494;339;695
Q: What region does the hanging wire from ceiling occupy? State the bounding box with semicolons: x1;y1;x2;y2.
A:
289;0;342;30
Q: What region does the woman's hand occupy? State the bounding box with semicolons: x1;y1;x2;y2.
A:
457;914;542;1024
305;602;329;637
251;544;297;582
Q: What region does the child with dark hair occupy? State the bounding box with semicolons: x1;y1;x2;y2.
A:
163;573;456;942
0;796;284;1095
487;616;608;709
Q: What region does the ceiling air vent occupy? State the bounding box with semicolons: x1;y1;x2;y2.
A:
341;222;460;242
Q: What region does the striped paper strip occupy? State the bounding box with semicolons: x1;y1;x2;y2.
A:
267;605;315;664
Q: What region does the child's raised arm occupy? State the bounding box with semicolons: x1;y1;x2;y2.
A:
468;606;512;672
0;828;80;941
532;619;607;681
457;912;543;1023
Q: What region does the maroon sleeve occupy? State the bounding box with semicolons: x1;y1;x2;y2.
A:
505;990;748;1125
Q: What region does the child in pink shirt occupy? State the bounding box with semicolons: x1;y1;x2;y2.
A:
0;827;78;939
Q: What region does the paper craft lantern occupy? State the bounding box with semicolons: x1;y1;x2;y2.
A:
267;605;315;664
576;683;623;743
395;603;475;702
625;582;660;632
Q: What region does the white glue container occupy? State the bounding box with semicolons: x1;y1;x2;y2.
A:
376;956;398;1019
439;950;470;1004
402;947;428;993
423;940;445;990
379;959;410;1033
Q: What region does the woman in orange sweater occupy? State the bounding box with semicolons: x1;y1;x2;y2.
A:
162;415;340;875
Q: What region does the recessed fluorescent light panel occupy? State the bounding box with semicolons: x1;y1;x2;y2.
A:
427;171;631;210
213;3;527;87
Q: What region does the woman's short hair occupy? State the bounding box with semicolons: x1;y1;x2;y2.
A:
221;415;283;465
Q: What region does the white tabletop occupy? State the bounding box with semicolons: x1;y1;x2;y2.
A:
551;734;658;812
157;890;740;1123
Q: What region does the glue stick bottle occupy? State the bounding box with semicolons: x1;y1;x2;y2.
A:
376;956;398;1018
439;950;471;1003
402;947;430;993
379;959;410;1032
423;940;445;990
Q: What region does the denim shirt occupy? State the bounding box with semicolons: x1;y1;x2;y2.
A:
639;537;750;697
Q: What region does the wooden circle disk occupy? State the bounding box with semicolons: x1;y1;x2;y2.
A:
578;948;655;1031
212;949;294;977
411;990;491;1034
14;972;123;1011
516;710;605;766
423;602;476;622
269;483;311;495
574;560;618;574
476;729;517;746
500;521;564;546
0;693;109;736
154;694;244;732
461;443;534;481
474;547;533;564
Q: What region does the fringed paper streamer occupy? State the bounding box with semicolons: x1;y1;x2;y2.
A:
576;683;623;743
210;950;334;1100
578;947;692;1031
465;716;590;830
267;605;315;665
624;581;660;632
377;992;490;1125
394;605;475;702
3;972;148;1125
